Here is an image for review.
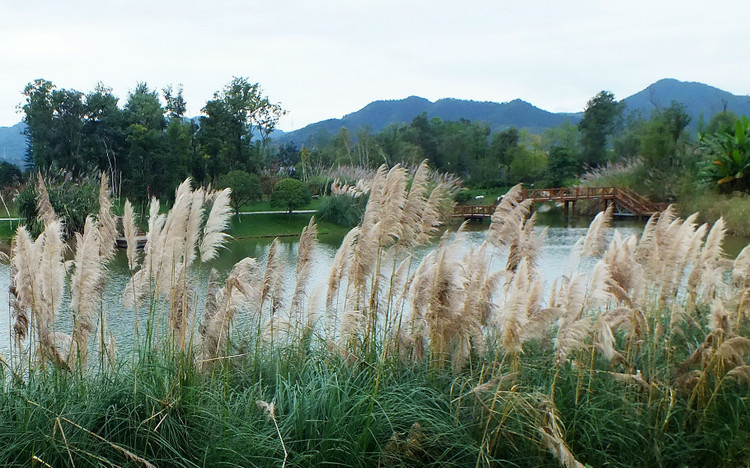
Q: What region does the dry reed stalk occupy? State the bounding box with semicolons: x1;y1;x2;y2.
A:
69;216;105;367
97;172;117;262
12;221;68;367
326;227;359;339
289;217;318;330
185;188;205;267
259;238;281;312
484;184;532;250
35;173;57;228
200;258;259;363
122;200;140;272
10;229;35;350
537;399;586;468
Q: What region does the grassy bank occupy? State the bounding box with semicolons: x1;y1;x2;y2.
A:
229;212;350;238
4;327;748;467
678;191;750;238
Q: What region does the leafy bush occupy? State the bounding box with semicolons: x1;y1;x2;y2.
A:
305;175;333;197
317;194;368;227
453;188;472;204
15;174;98;237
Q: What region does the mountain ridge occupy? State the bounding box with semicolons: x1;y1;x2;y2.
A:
276;78;750;144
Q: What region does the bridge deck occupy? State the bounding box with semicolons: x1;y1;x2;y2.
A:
453;186;663;219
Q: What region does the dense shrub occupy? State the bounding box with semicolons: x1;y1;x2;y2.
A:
317;194;367;227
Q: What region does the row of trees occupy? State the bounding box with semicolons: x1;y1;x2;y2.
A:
18;78;749;207
22;77;284;201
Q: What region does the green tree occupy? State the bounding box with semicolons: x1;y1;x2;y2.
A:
699;116;750;192
705;110;739;134
509;146;547;183
218;170;262;216
22;80;90;172
270;178;311;213
198;77;284;179
639;101;691;172
81;83;126;190
546;146;578;186
0;161;22;188
163;84;187;119
578;91;623;167
120;83;177;200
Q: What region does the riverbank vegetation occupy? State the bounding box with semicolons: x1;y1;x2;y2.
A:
2;166;750;466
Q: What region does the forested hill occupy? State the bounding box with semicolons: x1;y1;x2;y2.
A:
277;78;750;144
276;96;580;143
621;79;750;127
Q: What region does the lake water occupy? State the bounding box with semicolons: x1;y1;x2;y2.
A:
0;215;745;358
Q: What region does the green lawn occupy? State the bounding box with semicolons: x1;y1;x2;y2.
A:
238;197;324;213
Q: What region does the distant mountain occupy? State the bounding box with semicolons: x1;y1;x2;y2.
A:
621;78;750;128
278;79;750;144
0;122;26;167
277;96;580;144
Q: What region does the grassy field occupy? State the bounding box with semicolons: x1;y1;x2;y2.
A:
237;197;324;213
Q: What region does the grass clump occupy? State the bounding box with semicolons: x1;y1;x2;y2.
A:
3;162;750;467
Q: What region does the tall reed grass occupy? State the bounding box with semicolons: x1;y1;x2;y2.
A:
2;164;750;467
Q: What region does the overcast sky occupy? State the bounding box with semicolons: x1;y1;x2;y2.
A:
1;1;748;131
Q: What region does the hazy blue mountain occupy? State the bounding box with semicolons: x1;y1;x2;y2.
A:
621;78;750;128
0;122;26;167
278;96;579;144
278;78;750;144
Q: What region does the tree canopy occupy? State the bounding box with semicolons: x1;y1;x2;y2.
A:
218;170;262;215
270;178;311;213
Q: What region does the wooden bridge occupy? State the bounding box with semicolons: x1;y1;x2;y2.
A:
453;186;665;220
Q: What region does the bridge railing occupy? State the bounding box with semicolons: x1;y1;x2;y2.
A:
452;204;495;217
454;186;664;217
520;186;616;201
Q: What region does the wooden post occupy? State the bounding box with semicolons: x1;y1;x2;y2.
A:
563;201;569;223
571;200;577;218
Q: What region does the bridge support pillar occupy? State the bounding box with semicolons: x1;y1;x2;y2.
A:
563;201;569;224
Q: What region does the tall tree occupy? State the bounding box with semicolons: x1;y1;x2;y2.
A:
84;83;125;185
121;83;170;200
22;79;89;172
198;77;284;180
578;91;623;167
